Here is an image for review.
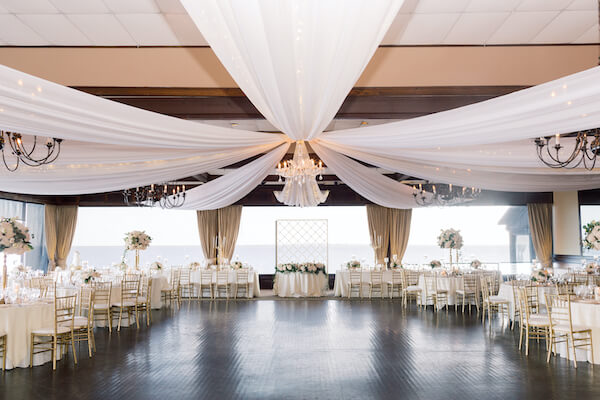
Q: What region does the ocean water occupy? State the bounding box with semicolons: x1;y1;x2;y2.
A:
70;244;511;274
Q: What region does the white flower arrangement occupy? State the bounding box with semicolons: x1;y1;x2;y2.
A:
188;261;202;269
390;261;403;269
0;217;33;255
530;269;551;283
583;220;600;251
124;230;152;251
585;262;598;275
276;262;326;275
151;261;163;270
231;261;245;269
437;228;463;250
83;270;100;284
429;260;442;269
346;260;361;269
470;259;482;269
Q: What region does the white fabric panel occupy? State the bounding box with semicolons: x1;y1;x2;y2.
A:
182;143;290;210
0;142;281;195
182;0;404;140
322;66;600;149
310;141;416;209
315;140;600;192
0;65;285;148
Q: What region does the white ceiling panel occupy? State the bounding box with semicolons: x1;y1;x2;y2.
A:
380;13;412;45
573;23;600;43
163;13;207;45
103;0;159;14
69;14;136;46
0;14;48;45
443;12;509;44
517;0;576;11
464;0;521;12
155;0;187;14
49;0;109;13
0;0;57;13
414;0;470;13
532;10;596;43
19;14;91;45
400;14;461;44
116;14;180;46
487;11;559;44
567;0;598;10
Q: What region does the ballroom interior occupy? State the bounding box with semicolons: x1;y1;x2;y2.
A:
0;1;600;399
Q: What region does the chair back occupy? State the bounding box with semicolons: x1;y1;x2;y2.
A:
54;294;77;334
517;288;536;325
406;269;420;286
391;269;403;285
120;279;139;304
92;281;112;309
570;273;589;285
170;268;181;289
42;278;56;298
140;275;152;299
217;270;229;285
349;270;362;284
201;270;213;285
236;270;249;285
524;284;540;313
424;273;436;295
370;271;383;285
545;293;573;332
179;268;191;285
462;274;478;292
480;276;491;301
78;286;94;318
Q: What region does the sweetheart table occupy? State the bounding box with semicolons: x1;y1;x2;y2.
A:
273;272;327;297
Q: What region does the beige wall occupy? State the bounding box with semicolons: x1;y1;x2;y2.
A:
0;45;596;88
553;191;581;256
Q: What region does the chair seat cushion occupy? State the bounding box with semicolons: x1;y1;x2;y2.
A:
112;301;136;307
456;290;476;295
526;315;550;326
32;325;71;335
93;304;110;310
404;286;422;292
552;324;592;333
60;316;89;329
136;296;148;304
489;296;509;303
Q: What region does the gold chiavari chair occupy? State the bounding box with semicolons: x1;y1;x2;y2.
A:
161;268;180;308
92;281;112;331
234;269;250;299
555;282;576;297
137;276;153;327
510;281;523;331
368;271;384;299
480;276;509;326
456;273;479;314
113;279;140;331
179;268;193;302
41;277;55;298
570;273;589;286
524;284;540;315
517;288;550;356
545;293;594;368
387;269;404;299
30;294;77;370
0;332;6;371
401;269;422;308
432;273;449;312
214;270;230;299
72;286;95;358
199;270;214;299
347;270;363;299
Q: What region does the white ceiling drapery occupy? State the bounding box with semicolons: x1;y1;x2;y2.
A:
1;0;599;209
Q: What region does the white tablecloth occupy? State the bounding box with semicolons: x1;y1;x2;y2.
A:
274;272;327;297
189;270;260;298
0;302;58;369
497;283;555;320
333;270;395;297
558;300;600;365
417;275;463;307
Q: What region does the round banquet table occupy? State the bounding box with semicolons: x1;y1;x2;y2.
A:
0;301;58;369
497;282;556;320
189;269;261;298
273;272;328;297
556;300;600;365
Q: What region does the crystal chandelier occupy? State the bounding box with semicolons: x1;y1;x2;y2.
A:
123;183;186;209
274;141;329;207
413;182;481;206
0;131;63;172
534;129;600;170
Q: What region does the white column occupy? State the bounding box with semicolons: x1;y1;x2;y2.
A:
552;191;581;256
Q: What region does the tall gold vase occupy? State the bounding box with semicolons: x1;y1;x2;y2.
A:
135;249;140;270
448;249;453;267
2;253;6;290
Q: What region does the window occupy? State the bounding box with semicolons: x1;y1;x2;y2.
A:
580;205;600;257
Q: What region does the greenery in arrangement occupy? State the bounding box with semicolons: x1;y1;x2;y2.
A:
0;217;34;255
470;259;482;269
83;270;100;284
345;260;361;269
583;220;600;251
151;261;163;270
530;269;551;283
124;230;152;250
276;262;327;275
429;260;442;269
437;228;463;250
232;261;246;269
390;261;403;269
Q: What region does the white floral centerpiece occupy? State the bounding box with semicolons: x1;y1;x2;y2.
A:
151;261;163;270
390;261;403;269
124;230;151;269
0;217;34;290
188;261;202;269
585;262;598;275
345;260;361;269
530;269;551;284
429;260;442;269
83;270;100;284
583;220;600;251
437;228;463;265
231;261;245;269
470;259;482;269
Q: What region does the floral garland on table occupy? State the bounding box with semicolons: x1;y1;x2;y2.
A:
583;220;600;251
0;217;34;255
346;260;361;269
530;269;551;284
429;260;442;269
151;261;163;270
124;230;152;250
470;259;482;269
437;228;463;250
276;262;327;275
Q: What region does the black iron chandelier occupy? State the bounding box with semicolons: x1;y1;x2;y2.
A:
0;131;63;172
412;182;481;206
123;183;186;209
534;129;600;170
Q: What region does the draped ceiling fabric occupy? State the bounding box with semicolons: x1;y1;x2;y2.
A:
1;0;600;209
44;205;78;270
527;203;553;268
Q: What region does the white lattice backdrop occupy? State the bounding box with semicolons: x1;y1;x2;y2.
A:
276;219;328;269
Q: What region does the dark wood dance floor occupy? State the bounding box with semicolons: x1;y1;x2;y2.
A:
1;300;598;400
